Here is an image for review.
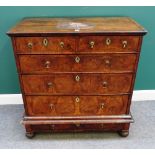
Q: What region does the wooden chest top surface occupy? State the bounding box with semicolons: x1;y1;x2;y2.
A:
7;17;146;36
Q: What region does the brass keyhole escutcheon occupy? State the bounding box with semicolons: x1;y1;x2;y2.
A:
106;38;111;46
122;40;128;48
47;82;53;87
75;97;80;103
89;41;95;48
75;75;80;82
75;56;80;63
45;61;51;68
27;42;33;49
43;38;48;47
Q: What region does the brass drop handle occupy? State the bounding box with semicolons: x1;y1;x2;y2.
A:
45;61;51;68
60;41;64;48
49;103;54;110
100;124;104;128
75;56;80;63
75;123;80;127
47;82;53;87
100;103;105;109
104;59;111;66
89;41;95;48
43;38;48;47
27;42;33;49
75;75;80;82
106;38;111;46
122;40;128;48
102;81;108;88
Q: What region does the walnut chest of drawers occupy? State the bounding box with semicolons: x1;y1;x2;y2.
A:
7;17;147;138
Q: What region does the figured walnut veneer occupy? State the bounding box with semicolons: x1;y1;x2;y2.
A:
7;17;147;138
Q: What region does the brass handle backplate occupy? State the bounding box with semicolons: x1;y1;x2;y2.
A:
89;41;95;48
75;75;80;82
100;103;105;109
43;38;48;47
49;103;54;110
60;42;64;48
102;81;108;88
106;38;111;46
47;82;53;87
45;61;51;68
27;42;33;49
75;56;80;63
75;123;80;127
122;40;128;48
105;59;111;66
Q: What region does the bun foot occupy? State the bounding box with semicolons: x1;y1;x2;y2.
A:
118;130;129;137
25;132;35;139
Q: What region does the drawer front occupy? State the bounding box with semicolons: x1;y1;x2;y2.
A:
31;124;122;132
15;37;76;53
19;54;137;73
26;95;129;116
78;36;140;52
14;36;139;53
22;74;132;94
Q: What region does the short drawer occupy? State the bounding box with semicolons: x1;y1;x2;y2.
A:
26;95;129;116
19;54;137;73
14;37;76;53
21;73;133;95
78;36;140;53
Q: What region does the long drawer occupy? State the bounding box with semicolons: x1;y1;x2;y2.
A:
21;73;133;95
26;95;129;116
31;124;123;132
14;36;140;53
19;54;137;73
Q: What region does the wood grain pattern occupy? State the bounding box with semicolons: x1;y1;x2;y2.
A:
21;74;133;95
26;95;129;116
7;17;146;36
7;17;147;137
18;54;137;73
78;36;140;52
14;36;140;53
14;37;76;53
